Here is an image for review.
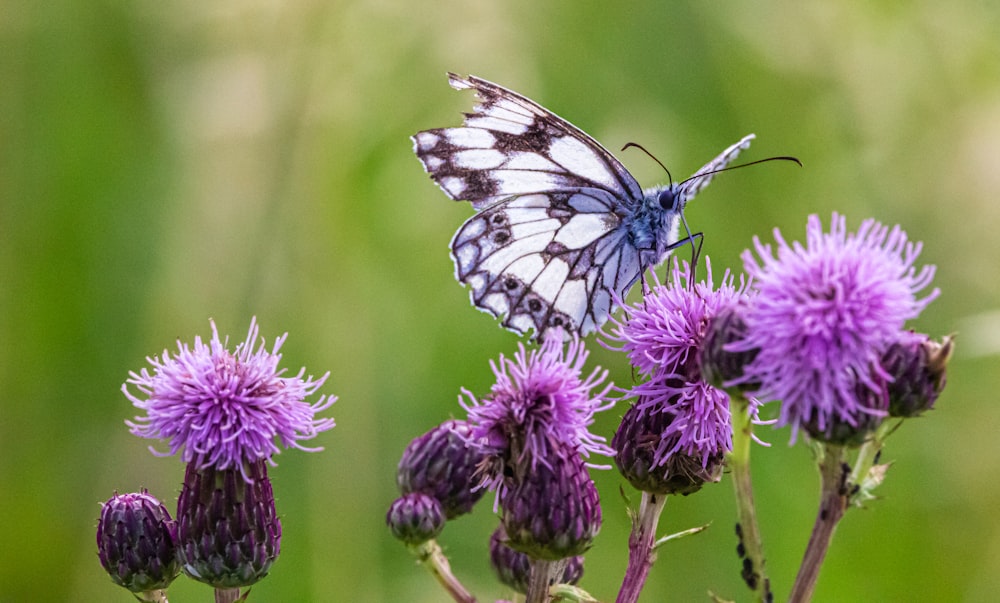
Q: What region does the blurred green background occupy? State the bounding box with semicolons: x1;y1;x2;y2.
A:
3;1;999;601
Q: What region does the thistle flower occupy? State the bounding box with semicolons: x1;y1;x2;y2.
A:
176;460;280;588
123;318;336;478
96;490;180;594
395;420;487;519
731;213;939;441
460;335;614;494
604;260;746;486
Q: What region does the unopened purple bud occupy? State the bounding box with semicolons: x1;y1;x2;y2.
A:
489;524;583;593
96;490;180;593
613;402;724;495
501;450;601;560
396;420;487;519
176;460;280;588
700;304;760;391
386;492;446;544
884;333;953;418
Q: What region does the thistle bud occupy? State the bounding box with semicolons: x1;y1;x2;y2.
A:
396;420;487;519
176;460;280;588
489;524;583;593
700;304;760;391
884;332;953;418
386;492;446;545
96;490;180;594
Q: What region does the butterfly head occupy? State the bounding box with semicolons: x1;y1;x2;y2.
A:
657;185;684;213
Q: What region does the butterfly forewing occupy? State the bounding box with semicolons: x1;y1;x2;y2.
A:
412;74;644;210
413;73;755;339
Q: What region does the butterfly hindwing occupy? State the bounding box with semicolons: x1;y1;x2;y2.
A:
451;190;630;336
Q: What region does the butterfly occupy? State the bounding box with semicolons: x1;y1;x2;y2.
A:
413;73;754;339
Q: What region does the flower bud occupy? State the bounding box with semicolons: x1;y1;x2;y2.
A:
396;420;487;519
386;492;446;545
176;461;280;588
700;304;759;391
884;333;953;418
489;524;583;593
96;490;180;593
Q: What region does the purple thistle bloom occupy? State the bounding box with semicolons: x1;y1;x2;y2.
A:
124;318;336;478
605;259;748;381
460;334;614;493
604;259;747;469
732;213;938;439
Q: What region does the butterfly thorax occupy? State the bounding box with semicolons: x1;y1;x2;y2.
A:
624;184;685;267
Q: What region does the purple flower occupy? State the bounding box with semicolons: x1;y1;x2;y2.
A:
732;213;938;439
124;318;336;478
604;259;747;470
460;335;614;492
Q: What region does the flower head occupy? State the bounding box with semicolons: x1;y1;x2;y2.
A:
732;213;938;439
604;260;747;478
96;490;180;593
605;259;747;380
124;318;336;478
460;335;614;491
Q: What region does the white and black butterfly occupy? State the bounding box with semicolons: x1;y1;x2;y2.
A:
413;73;754;339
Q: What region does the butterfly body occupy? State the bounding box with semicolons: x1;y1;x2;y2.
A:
413;73;754;339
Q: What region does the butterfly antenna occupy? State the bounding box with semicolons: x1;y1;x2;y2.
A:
622;142;674;185
680;155;802;185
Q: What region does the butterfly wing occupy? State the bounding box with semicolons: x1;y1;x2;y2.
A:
450;190;639;337
412;73;644;210
677;134;755;202
413;74;647;338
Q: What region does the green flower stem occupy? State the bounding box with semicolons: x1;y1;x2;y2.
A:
788;444;848;603
616;491;668;603
726;395;770;602
848;419;896;491
412;539;477;603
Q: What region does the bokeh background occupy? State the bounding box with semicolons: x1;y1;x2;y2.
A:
3;1;999;601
